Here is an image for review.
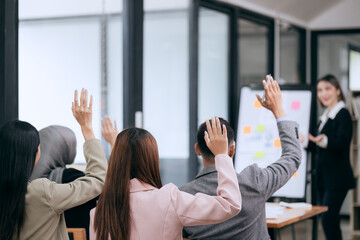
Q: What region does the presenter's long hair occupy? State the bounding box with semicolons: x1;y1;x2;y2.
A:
94;127;162;240
0;120;40;240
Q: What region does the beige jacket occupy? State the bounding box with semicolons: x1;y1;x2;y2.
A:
18;139;107;240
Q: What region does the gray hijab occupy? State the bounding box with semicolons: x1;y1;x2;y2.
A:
30;125;77;183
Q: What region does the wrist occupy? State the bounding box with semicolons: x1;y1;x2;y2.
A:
273;108;286;119
81;126;95;140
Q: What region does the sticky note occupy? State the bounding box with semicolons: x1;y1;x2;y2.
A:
273;139;281;148
292;171;298;178
254;99;262;108
256;125;266;132
243;126;252;134
254;152;264;158
291;101;301;110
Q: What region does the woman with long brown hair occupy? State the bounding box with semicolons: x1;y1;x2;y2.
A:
90;117;242;240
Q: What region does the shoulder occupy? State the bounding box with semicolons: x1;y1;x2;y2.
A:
162;183;194;199
179;180;197;193
336;108;351;119
27;178;61;202
161;183;178;192
26;178;54;206
236;164;263;187
332;108;352;124
238;163;260;177
27;178;52;192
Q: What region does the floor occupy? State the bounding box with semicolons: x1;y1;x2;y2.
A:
278;217;352;240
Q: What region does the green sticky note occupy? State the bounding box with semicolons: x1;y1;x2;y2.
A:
254;152;265;158
256;125;266;132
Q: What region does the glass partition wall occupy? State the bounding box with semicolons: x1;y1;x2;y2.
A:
19;0;124;162
143;10;189;186
279;24;305;84
17;0;307;184
238;19;270;86
198;8;229;128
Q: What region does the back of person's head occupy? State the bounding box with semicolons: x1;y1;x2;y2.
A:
0;120;40;239
317;74;346;107
30;125;77;183
197;118;234;159
94;127;162;240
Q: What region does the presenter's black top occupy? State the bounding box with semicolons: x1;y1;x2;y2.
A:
313;105;355;191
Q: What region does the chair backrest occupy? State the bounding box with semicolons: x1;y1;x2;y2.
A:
67;228;86;240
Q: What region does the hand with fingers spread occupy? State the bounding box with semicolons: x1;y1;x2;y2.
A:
72;88;95;140
101;115;118;148
256;75;286;119
204;117;228;156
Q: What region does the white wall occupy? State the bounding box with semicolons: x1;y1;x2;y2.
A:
310;0;360;29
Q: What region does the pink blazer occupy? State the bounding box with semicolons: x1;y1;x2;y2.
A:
89;154;241;240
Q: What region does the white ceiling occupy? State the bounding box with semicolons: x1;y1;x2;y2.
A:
220;0;360;29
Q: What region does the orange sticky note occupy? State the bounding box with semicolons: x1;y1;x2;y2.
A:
243;126;252;134
254;99;262;108
292;171;298;178
273;139;281;148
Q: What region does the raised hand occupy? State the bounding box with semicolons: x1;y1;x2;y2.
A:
101;115;118;148
204;117;228;156
256;75;286;119
72;89;95;140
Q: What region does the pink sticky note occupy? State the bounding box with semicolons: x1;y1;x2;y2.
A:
291;101;300;110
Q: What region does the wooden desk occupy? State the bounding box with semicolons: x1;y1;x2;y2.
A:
67;228;86;240
266;203;328;240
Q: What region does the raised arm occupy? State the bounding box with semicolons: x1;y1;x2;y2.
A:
42;89;107;213
255;76;302;200
170;117;241;226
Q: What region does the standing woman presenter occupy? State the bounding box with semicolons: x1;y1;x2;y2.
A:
303;74;355;240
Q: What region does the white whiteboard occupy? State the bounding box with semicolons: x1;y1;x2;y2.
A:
349;48;360;91
235;87;311;198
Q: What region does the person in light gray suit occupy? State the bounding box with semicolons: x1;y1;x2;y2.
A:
180;76;302;240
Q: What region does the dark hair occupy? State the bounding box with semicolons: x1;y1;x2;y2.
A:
0;120;40;239
317;74;346;107
197;118;234;158
94;128;162;240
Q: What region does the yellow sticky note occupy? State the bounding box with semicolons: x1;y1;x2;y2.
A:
256;125;266;132
292;171;298;178
243;126;252;134
273;139;281;148
254;152;264;158
254;99;262;108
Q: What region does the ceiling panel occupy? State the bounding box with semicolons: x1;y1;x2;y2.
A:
220;0;346;26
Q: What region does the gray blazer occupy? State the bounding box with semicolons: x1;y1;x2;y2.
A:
180;121;301;240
